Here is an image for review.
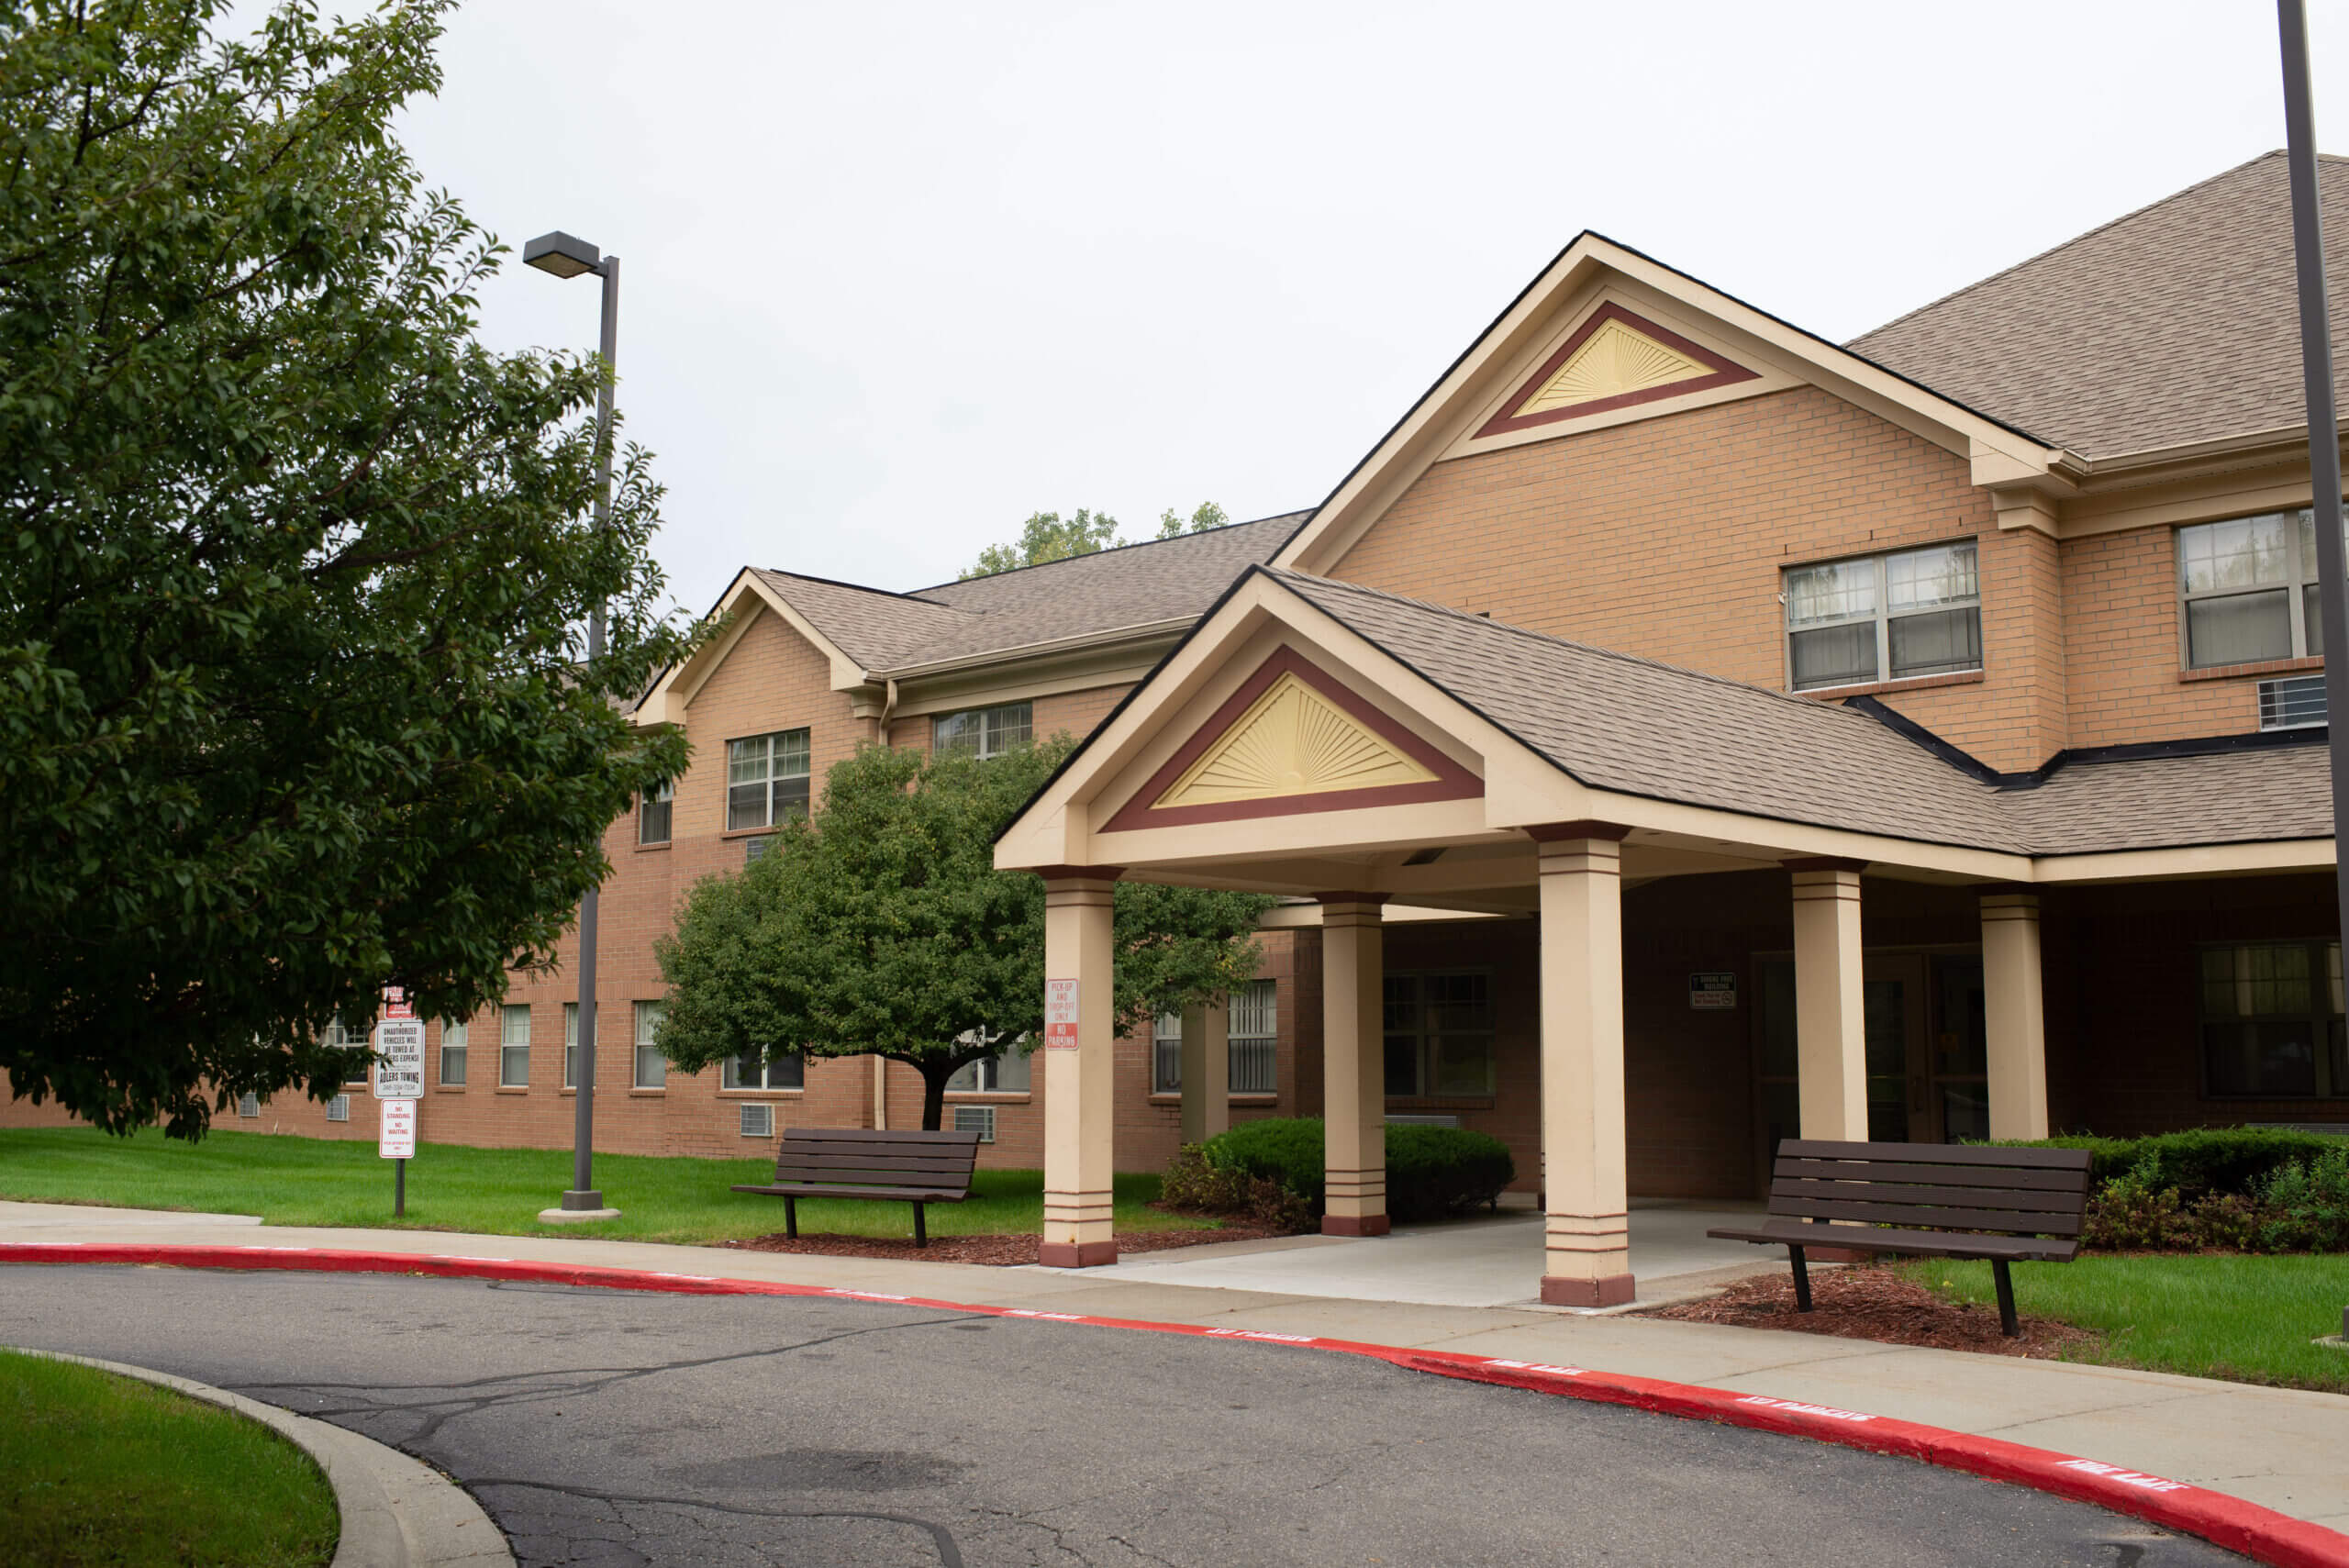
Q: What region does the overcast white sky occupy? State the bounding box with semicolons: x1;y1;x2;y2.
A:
377;1;2349;614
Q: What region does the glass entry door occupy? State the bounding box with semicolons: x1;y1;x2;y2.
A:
1755;952;1977;1174
1862;955;1928;1142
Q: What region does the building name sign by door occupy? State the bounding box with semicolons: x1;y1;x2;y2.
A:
1688;972;1737;1011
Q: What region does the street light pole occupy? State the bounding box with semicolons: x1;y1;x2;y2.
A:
2277;3;2349;988
525;230;621;1221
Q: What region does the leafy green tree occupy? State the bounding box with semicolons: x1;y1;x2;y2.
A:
960;508;1122;579
1156;501;1229;538
654;740;1273;1131
0;0;696;1136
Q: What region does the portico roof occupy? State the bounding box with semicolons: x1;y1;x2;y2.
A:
997;566;2334;889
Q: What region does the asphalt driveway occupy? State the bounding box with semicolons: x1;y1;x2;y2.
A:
0;1263;2250;1567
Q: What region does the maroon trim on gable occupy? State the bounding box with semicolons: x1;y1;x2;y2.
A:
1475;302;1759;439
1098;646;1482;834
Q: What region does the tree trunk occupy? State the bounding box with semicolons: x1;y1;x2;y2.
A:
917;1060;952;1132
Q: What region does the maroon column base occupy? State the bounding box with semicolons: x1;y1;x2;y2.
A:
1037;1240;1119;1268
1321;1214;1391;1238
1541;1272;1636;1307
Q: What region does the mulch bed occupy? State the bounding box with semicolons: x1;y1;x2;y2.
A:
719;1223;1292;1268
1636;1265;2099;1359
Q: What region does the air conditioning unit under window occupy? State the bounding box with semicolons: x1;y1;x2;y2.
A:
2260;674;2327;731
237;1094;260;1118
325;1095;350;1122
952;1105;997;1143
739;1102;774;1138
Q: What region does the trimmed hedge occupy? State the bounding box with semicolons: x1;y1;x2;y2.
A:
1992;1128;2343;1197
1195;1118;1516;1222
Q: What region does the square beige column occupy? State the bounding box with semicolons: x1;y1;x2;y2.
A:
1040;869;1120;1268
1319;895;1388;1237
1179;999;1230;1145
1534;828;1632;1307
1788;860;1869;1140
1980;891;2051;1140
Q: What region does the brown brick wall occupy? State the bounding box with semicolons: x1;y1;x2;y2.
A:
2060;525;2270;748
1329;386;2066;771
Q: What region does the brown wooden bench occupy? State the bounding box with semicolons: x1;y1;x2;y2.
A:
729;1127;982;1246
1708;1139;2094;1336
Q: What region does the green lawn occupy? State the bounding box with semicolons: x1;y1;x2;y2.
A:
0;1127;1214;1246
0;1349;338;1566
1900;1254;2349;1394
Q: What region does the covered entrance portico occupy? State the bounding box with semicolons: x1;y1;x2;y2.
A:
998;567;2091;1307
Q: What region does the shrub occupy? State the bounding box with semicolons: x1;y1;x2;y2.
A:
2081;1174;2202;1251
1199;1118;1329;1208
1992;1129;2342;1196
1192;1118;1517;1223
1386;1125;1515;1221
2257;1146;2349;1253
1159;1145;1313;1232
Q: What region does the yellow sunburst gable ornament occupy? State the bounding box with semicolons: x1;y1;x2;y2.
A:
1155;672;1436;808
1516;316;1711;416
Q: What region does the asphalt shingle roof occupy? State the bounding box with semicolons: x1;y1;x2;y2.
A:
1263;570;2332;858
754;512;1308;676
1849;151;2349;460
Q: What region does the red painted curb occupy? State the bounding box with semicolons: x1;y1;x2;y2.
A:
8;1240;2343;1567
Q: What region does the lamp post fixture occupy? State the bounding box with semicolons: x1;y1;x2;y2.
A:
527;229;622;1223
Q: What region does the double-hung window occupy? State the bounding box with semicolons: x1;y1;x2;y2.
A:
2177;509;2337;668
632;1002;667;1089
727;729;810;832
562;1002;599;1090
499;1004;530;1087
2200;941;2346;1098
327;1018;369;1085
725;1049;806;1091
638;780;674;845
945;1048;1031;1095
439;1020;468;1086
1383;971;1497;1096
932;702;1032;759
1228;979;1278;1095
1785;541;1981;691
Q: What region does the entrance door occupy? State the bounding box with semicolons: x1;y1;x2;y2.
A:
1753;952;1984;1171
1862;954;1928;1143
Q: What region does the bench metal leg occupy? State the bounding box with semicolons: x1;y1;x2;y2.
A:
785;1196;797;1240
913;1203;927;1248
1787;1246;1811;1312
1993;1259;2019;1338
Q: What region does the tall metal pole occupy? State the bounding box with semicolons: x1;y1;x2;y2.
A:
564;254;620;1213
2278;2;2349;972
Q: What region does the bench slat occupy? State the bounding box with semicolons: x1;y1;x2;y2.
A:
1767;1194;2084;1236
1770;1177;2087;1213
1776;1140;2092;1172
733;1183;972;1202
782;1129;981;1147
774;1149;982;1172
1774;1157;2089;1194
1708;1220;2079;1262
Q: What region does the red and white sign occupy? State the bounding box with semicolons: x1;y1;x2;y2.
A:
378;1099;417;1160
381;984;416;1022
1044;979;1079;1050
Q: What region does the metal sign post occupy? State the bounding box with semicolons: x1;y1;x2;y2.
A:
374;987;424;1217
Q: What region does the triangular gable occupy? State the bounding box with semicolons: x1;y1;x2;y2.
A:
1476;302;1756;437
1100;646;1480;830
1271;232;2079;576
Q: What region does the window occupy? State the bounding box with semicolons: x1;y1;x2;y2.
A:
1152;1012;1183;1095
499;1004;530;1087
725;1049;805;1091
727;729;811;832
945;1048;1031;1095
1230;979;1278;1095
932;702;1032;760
639;779;674;845
327;1017;369;1084
1785;541;1981;691
2177;509;2342;668
562;1002;603;1090
1383;971;1497;1096
2200;941;2346;1098
633;1002;667;1089
440;1020;468;1086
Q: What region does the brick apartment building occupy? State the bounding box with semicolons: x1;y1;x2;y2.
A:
15;154;2349;1298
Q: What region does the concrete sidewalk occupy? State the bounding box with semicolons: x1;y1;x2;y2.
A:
5;1200;2344;1536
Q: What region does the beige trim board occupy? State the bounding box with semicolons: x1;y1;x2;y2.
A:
2030;838;2333;884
